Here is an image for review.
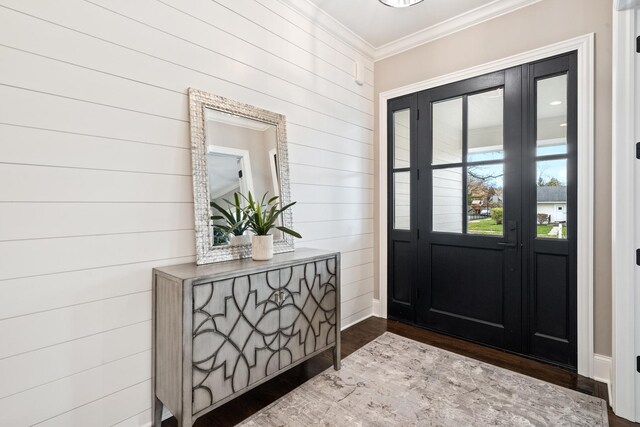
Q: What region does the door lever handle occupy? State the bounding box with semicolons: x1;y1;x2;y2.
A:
497;241;517;248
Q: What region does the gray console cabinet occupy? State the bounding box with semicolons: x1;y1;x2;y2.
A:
152;249;341;427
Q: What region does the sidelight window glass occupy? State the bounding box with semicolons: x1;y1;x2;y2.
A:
536;159;568;239
468;88;504;162
432;97;463;165
393;109;410;168
536;74;568;156
393;172;410;230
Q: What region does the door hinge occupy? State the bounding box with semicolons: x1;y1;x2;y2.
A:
417;169;420;180
417;109;420;120
636;142;640;159
637;35;640;53
637;355;640;373
636;248;640;266
416;288;420;300
417;228;420;239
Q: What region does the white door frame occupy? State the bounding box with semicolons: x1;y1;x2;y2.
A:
611;3;639;422
208;144;256;199
377;34;595;378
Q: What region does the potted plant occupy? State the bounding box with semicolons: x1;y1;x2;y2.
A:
242;192;301;260
210;193;251;246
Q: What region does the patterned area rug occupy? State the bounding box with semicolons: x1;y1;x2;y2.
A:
239;332;608;426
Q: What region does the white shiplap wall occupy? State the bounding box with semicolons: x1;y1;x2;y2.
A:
0;0;374;425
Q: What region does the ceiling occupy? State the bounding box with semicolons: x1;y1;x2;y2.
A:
307;0;498;48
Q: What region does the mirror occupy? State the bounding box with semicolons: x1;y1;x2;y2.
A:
189;88;294;264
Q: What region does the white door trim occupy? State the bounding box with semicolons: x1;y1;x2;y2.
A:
377;34;595;378
208;144;256;198
611;4;639;422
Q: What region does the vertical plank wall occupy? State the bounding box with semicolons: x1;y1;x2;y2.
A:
0;0;374;425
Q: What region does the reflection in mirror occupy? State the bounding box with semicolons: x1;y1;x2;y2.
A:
393;109;410;168
536;74;568;156
468;88;504;162
205;108;282;247
188;88;294;264
432;97;462;165
432;167;463;233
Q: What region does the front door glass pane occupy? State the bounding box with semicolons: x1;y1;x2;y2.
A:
432;167;462;232
468;88;504;162
467;164;504;236
393;109;410;168
536;158;568;239
393;171;410;230
536;74;568;156
432;97;463;165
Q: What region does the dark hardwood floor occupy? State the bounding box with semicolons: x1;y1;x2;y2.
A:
165;316;638;427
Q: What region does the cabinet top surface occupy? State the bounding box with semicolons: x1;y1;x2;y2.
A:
153;248;340;281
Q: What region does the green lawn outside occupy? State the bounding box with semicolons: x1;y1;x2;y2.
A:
467;218;567;239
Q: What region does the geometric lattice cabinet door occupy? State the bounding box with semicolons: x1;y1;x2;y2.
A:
191;270;280;414
279;258;338;367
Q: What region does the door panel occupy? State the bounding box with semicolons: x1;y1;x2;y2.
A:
534;253;569;340
388;52;577;369
430;245;504;325
191;271;280;413
387;95;418;320
391;241;413;303
416;68;523;352
525;54;577;367
278;258;337;368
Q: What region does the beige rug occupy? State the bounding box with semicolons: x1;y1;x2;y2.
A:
239;332;608;426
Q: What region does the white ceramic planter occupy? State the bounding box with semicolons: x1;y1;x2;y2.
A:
229;234;251;247
252;234;273;260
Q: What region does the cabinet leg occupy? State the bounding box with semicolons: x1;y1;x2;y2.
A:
153;396;163;427
179;412;193;427
333;345;341;371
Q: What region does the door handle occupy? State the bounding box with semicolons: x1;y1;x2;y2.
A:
498;220;519;249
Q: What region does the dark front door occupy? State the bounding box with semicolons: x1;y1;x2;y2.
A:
387;53;577;369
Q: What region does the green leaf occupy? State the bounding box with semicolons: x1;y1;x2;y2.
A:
210;201;236;224
277;226;302;239
228;220;245;235
277;201;296;215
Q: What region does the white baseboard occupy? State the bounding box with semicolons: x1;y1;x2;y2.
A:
341;308;374;331
139;407;172;427
372;299;382;317
593;354;612;401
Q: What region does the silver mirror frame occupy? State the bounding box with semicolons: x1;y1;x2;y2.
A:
188;88;295;264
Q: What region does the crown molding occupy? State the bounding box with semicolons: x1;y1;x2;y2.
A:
375;0;544;60
280;0;545;62
277;0;376;60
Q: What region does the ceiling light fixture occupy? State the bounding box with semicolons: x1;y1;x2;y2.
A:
378;0;424;7
550;101;562;106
